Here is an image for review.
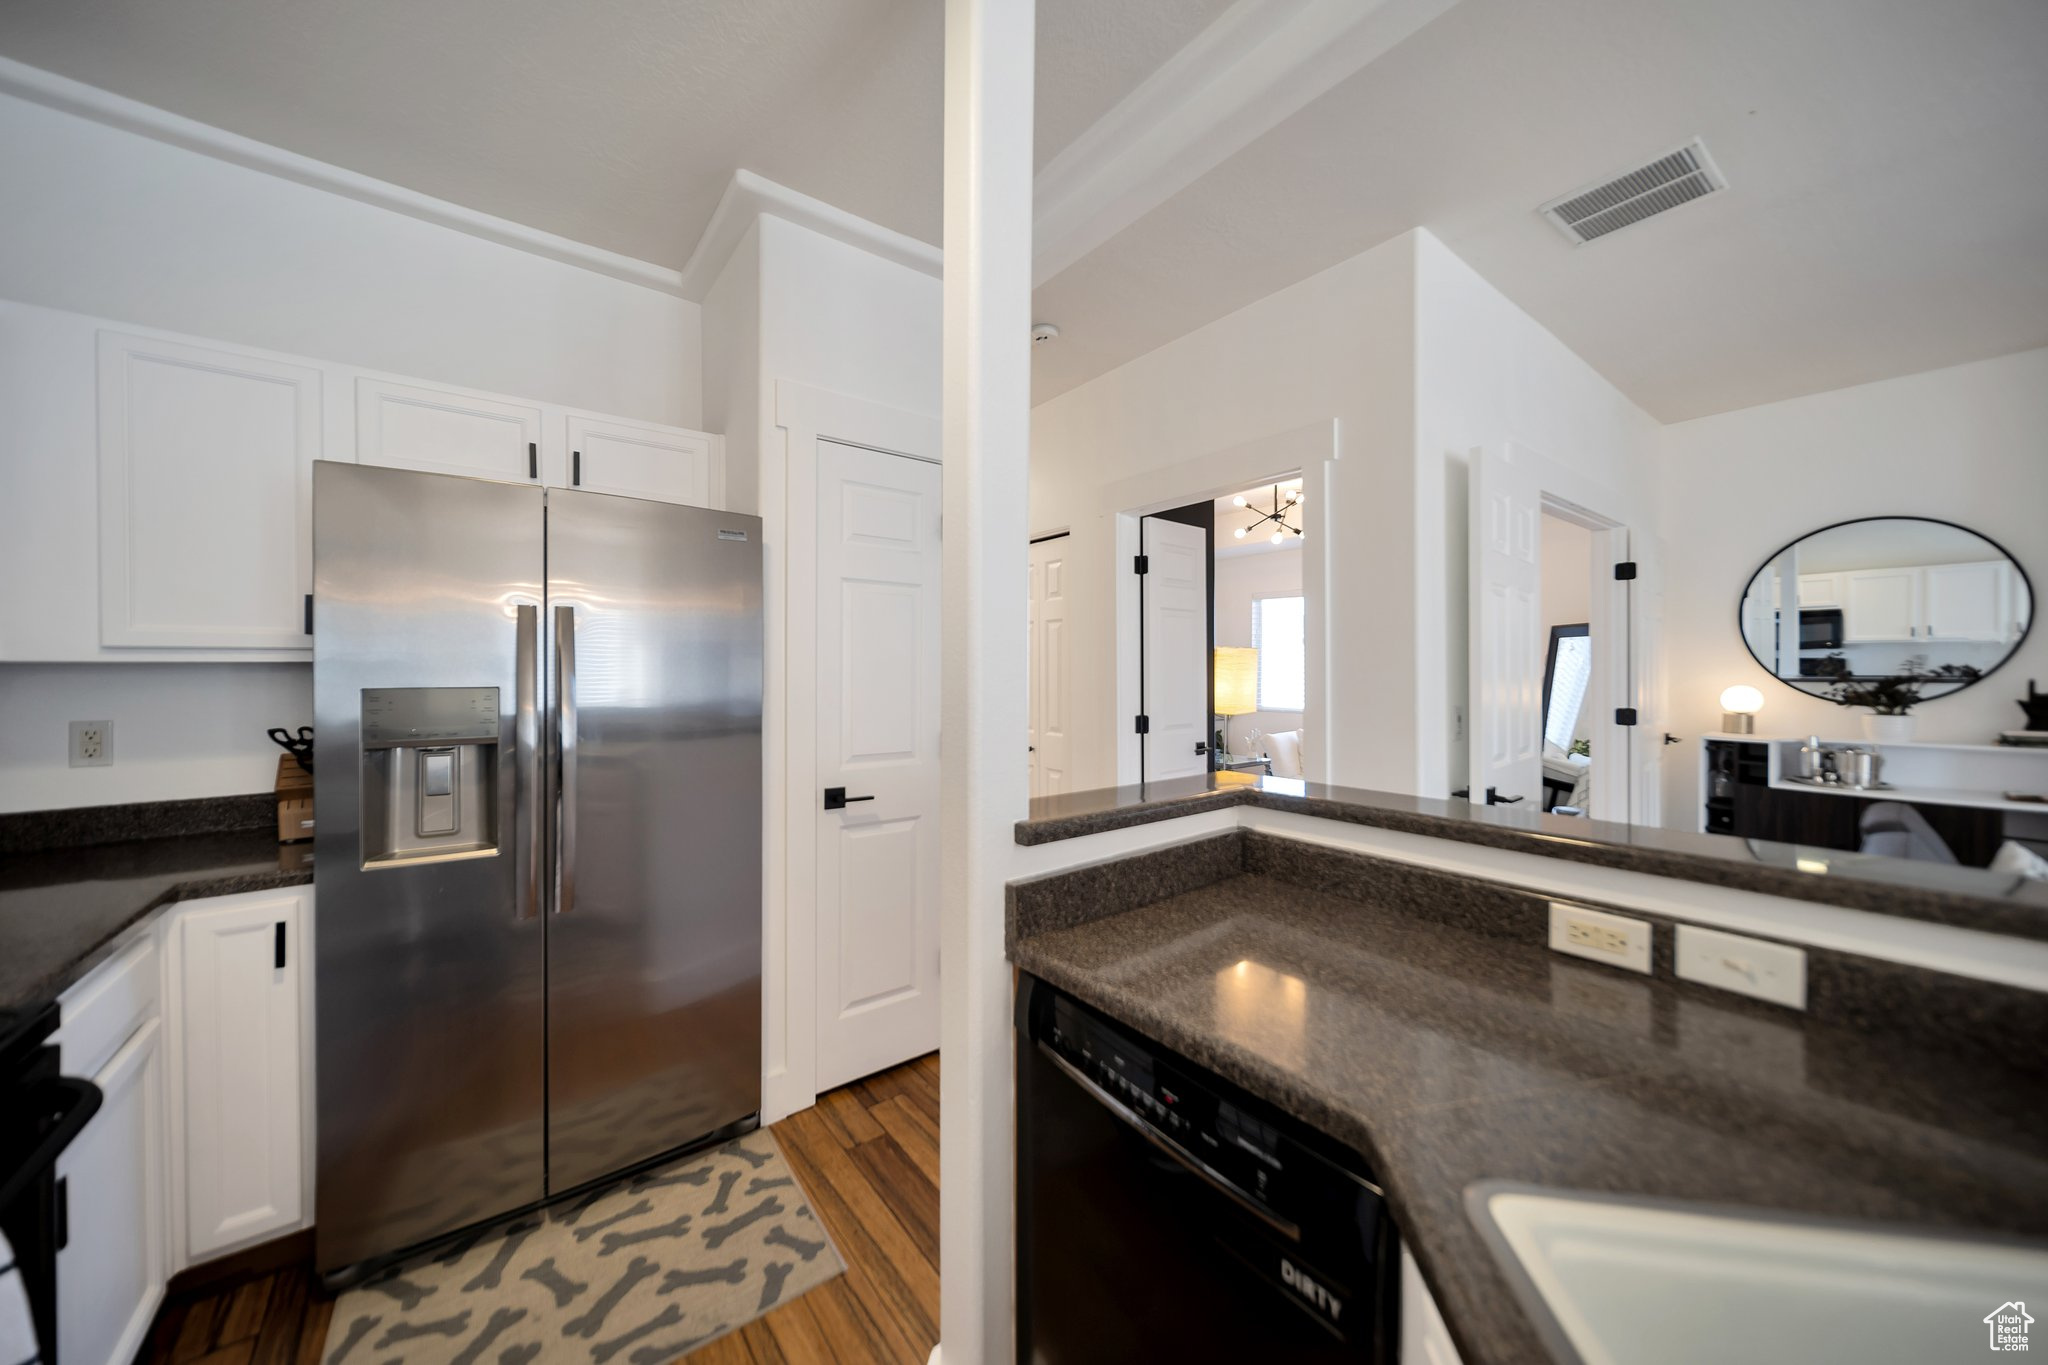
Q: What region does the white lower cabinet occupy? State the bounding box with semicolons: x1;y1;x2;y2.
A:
1401;1247;1465;1365
53;886;314;1360
55;1014;165;1365
170;889;310;1261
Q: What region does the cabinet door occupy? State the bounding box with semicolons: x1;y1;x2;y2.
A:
1842;568;1920;642
1923;561;2009;641
1795;573;1841;608
562;414;716;506
177;893;304;1259
97;332;321;649
57;1017;165;1365
356;376;543;483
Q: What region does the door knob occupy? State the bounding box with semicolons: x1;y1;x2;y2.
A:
823;787;875;811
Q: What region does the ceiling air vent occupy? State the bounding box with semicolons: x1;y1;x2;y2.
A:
1540;138;1726;245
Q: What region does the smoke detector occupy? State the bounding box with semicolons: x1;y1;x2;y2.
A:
1539;138;1727;245
1031;322;1061;344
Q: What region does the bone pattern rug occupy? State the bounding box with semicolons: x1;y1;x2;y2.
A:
321;1133;845;1364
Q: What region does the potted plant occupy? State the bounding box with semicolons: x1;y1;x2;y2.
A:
1819;655;1981;743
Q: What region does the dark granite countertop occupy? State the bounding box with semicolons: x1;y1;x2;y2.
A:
1018;774;2048;939
0;797;311;1012
1008;851;2048;1365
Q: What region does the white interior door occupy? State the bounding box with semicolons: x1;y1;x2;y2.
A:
1468;449;1543;808
1029;536;1073;798
1141;516;1211;780
815;440;942;1091
1625;527;1666;827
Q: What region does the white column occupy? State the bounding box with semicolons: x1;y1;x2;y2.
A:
937;0;1034;1362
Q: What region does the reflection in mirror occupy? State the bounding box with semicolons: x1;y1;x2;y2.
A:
1541;625;1590;813
1739;518;2032;701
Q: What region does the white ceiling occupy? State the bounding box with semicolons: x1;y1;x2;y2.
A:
3;0;2041;423
1030;0;2048;419
0;0;1228;270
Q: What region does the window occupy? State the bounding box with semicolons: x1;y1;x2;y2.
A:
1252;595;1305;711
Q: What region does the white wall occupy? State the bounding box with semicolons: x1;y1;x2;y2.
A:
1541;515;1595;632
0;90;700;422
703;210;943;1124
1414;231;1664;798
1031;234;1416;794
0;88;705;812
702;221;764;514
0;664;310;813
1658;347;2048;822
1213;549;1304;753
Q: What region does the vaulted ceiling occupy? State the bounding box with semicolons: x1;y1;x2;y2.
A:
3;0;2042;422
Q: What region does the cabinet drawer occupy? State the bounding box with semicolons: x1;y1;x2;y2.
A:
57;933;161;1078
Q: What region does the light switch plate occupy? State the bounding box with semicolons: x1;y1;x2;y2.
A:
1676;924;1807;1010
1547;902;1652;974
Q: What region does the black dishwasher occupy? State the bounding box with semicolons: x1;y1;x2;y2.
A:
1017;973;1398;1364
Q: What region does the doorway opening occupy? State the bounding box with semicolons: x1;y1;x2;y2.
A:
1129;477;1307;783
1463;443;1642;823
1539;510;1595;813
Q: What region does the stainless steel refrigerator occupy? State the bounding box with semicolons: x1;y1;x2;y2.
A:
310;460;763;1278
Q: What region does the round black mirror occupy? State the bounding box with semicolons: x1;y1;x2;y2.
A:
1738;517;2032;701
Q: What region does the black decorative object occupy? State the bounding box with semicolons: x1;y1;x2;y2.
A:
2022;680;2048;732
268;725;314;775
1819;656;1982;716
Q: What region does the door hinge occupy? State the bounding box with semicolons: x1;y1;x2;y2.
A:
1613;561;1638;581
1133;554;1149;575
1615;707;1638;726
1135;715;1150;735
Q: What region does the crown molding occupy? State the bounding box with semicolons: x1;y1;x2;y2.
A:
1031;0;1461;286
678;169;943;301
0;55;690;297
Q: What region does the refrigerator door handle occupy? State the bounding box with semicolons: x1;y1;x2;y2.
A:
554;603;578;915
514;603;542;921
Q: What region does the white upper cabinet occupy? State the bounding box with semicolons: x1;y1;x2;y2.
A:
172;889;308;1260
355;376;544;483
1841;567;1920;642
97;331;321;650
562;413;718;506
1923;560;2011;642
1795;573;1841;608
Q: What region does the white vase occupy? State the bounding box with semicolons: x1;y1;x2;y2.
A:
1860;713;1915;744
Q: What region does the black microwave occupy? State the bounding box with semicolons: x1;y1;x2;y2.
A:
1799;608;1844;649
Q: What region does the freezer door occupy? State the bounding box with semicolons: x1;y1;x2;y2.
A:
312;462;548;1274
544;490;764;1192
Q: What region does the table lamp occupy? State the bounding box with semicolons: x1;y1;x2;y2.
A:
1214;647;1259;756
1720;684;1764;734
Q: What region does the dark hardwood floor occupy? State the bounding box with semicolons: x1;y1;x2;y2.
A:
138;1052;942;1365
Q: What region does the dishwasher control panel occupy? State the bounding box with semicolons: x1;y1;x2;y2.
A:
1043;991;1330;1216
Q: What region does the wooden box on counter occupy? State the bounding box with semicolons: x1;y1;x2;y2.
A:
275;753;313;843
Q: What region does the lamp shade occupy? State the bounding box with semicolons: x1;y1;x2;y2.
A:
1719;685;1764;715
1214;647;1259;715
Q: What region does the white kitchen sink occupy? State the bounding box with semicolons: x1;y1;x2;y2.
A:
1467;1182;2048;1364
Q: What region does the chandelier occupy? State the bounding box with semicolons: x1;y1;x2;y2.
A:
1230;485;1303;545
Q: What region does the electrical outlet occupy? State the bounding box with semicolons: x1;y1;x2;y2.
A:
1676;924;1806;1010
1548;901;1651;974
69;720;113;768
